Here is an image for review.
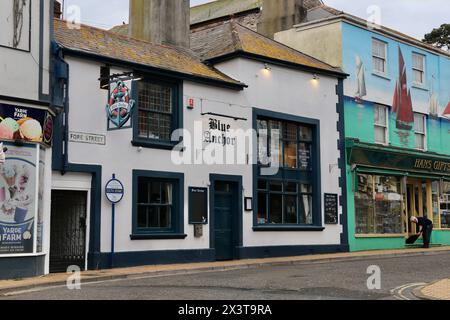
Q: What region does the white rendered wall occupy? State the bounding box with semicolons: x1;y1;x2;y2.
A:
0;0;51;101
61;55;343;255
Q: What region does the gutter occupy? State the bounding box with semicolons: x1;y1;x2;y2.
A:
207;50;349;79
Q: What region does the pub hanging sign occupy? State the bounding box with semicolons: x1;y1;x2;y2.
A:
0;103;54;147
106;80;135;129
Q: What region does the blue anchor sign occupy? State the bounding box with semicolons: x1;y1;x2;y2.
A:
106;80;135;128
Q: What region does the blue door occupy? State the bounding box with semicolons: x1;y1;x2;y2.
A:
214;181;237;261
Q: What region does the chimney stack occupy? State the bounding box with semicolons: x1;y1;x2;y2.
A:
129;0;190;48
257;0;307;39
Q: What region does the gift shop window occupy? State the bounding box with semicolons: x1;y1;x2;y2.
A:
412;53;426;86
439;181;450;229
374;104;389;145
255;112;321;228
355;174;403;235
414;113;427;151
132;78;181;150
372;39;388;75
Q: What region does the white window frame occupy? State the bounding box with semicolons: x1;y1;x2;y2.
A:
412;53;426;86
374;104;389;145
372;39;388;75
414;113;427;151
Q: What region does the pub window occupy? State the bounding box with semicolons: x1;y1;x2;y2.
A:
412;53;425;85
257;119;312;171
414;113;427;151
256;116;317;226
133;79;181;148
355;174;403;235
132;171;184;236
372;39;387;75
137;179;173;230
374;104;388;145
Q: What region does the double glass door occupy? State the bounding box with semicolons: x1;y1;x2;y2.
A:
405;179;434;236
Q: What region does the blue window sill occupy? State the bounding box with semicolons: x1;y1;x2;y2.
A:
131;139;179;150
130;233;188;240
372;72;391;81
253;225;325;232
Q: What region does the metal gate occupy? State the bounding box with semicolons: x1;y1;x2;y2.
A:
50;190;87;273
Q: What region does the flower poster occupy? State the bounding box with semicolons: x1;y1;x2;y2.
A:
0;144;37;254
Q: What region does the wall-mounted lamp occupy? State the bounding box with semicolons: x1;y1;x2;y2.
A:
264;63;272;71
313;74;319;80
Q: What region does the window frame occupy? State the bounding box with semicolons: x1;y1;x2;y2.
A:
412;52;426;86
131;170;186;240
253;108;324;232
413;113;427;151
372;38;388;76
374;104;389;145
132;75;183;150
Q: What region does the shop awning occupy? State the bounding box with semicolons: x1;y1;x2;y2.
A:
347;139;450;177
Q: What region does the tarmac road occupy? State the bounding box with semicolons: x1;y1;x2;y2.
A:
2;251;449;300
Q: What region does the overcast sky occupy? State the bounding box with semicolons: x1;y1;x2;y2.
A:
63;0;449;40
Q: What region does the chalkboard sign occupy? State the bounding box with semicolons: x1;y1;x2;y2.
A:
189;187;208;224
324;193;339;224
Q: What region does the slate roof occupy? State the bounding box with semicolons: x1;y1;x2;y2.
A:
190;20;345;75
53;19;245;88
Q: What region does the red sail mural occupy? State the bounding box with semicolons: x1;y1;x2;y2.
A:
444;101;450;118
392;47;414;130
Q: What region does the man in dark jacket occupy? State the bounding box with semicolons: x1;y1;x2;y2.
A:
411;216;433;248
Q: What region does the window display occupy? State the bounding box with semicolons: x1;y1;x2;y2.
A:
440;181;450;229
355;174;403;234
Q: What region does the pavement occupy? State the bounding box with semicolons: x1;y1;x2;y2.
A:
0;246;449;299
416;279;450;300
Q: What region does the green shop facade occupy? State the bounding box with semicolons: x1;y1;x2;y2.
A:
346;138;450;251
338;17;450;251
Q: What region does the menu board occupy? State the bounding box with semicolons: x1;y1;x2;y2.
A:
324;193;338;224
189;187;208;224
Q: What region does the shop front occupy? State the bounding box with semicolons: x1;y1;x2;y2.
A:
346;139;450;251
0;102;54;279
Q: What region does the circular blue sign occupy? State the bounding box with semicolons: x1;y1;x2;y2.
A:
105;178;124;204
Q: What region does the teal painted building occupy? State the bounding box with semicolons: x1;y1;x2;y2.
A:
276;6;450;251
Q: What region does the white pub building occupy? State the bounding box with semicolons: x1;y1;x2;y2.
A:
1;0;348;278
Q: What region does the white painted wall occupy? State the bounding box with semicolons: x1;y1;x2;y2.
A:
0;0;51;100
60;54;343;257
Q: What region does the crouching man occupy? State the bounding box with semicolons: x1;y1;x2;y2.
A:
411;216;433;248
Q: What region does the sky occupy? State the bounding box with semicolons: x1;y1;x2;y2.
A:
62;0;449;40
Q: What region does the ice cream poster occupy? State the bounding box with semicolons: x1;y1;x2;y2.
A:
0;103;54;147
0;144;37;254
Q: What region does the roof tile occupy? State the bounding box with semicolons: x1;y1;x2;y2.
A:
53;19;244;87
